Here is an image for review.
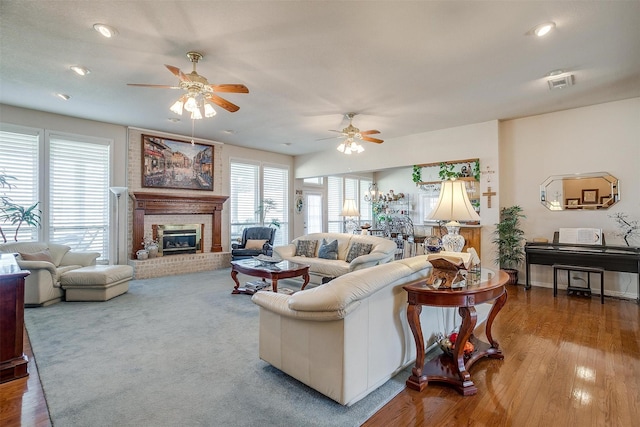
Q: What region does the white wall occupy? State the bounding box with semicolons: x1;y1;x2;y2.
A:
500;97;640;299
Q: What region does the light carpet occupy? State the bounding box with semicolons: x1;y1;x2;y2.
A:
24;269;410;427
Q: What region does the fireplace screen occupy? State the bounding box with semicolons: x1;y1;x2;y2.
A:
153;224;203;256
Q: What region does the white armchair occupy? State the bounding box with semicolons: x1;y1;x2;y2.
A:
0;242;99;306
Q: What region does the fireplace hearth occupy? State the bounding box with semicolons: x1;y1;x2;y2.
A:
153;224;203;256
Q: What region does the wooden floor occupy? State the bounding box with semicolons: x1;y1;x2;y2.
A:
1;285;638;426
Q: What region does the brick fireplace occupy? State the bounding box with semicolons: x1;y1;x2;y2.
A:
129;192;229;279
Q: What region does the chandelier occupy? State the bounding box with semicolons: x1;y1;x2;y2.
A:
364;182;383;203
336;137;364;155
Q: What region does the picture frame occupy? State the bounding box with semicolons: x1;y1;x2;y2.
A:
599;195;613;208
565;198;580;209
142;134;213;190
581;189;598;204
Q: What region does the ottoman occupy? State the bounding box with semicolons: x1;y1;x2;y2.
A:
60;265;133;301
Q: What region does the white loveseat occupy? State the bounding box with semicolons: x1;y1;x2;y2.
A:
272;232;397;284
0;242;99;306
251;256;492;406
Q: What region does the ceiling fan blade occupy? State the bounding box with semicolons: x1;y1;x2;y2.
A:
205;94;240;112
360;130;380;135
361;136;384;144
165;65;191;82
211;84;249;93
328;129;346;134
127;83;181;89
316;135;345;141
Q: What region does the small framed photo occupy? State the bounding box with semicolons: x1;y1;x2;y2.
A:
566;198;580;209
581;189;598;204
600;195;613;207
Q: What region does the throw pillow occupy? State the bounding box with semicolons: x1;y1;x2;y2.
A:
345;242;373;263
245;239;268;250
318;239;338;260
19;249;55;264
295;239;317;257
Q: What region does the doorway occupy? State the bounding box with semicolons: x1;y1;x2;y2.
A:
304;192;323;234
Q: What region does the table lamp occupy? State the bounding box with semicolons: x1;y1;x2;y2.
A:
341;199;360;234
428;179;480;252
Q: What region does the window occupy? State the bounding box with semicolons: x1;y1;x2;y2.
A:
326;175;372;233
0;127;40;242
230;160;289;246
48;134;110;256
0;125;111;260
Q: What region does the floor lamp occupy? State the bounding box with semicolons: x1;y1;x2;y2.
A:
427;179;480;252
110;187;128;265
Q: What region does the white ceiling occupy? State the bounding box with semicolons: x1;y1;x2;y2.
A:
1;1;639;156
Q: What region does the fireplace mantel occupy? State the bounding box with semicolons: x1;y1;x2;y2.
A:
131;192;228;259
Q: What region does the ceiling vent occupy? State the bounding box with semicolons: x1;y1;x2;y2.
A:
547;74;574;90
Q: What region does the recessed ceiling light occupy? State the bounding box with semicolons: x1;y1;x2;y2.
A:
56;93;71;100
223;130;235;134
533;21;556;37
93;23;118;38
167;118;180;123
70;65;90;76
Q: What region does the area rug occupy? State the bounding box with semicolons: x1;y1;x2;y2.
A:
24;269;410;426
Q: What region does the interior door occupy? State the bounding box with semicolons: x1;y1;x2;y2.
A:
304;192;323;234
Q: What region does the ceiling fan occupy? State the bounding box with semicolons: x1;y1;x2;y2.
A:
323;113;383;154
127;51;248;118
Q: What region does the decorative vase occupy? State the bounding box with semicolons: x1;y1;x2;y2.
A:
136;249;149;260
146;244;159;258
504;268;518;285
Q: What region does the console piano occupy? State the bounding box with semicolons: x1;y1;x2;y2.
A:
525;234;640;303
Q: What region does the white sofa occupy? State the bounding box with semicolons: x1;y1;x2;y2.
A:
251;256;492;406
0;242;99;306
272;232;397;284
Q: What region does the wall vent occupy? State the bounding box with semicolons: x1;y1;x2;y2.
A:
547;74;574;90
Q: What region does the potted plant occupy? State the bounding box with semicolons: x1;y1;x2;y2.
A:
1;171;42;242
492;205;526;285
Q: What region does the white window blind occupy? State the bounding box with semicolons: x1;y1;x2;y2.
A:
0;129;40;242
49;135;110;258
327;176;344;232
230;161;259;241
263;165;289;246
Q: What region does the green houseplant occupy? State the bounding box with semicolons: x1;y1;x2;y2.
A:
1;171;42;242
492;205;526;285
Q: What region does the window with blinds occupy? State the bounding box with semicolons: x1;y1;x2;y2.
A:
0;128;40;242
230;160;289;247
48;135;110;257
327;175;371;233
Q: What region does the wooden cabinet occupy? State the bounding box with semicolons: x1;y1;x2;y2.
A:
0;254;29;384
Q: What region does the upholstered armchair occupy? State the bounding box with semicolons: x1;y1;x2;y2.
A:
231;227;276;260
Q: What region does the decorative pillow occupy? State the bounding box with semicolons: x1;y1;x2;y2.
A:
295;240;318;257
345;242;373;263
19;249;55;264
245;239;268;250
318;239;339;260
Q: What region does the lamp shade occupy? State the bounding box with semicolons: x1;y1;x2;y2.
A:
428;180;480;223
341;199;360;217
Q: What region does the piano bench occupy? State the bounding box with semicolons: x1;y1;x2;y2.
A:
553;264;604;304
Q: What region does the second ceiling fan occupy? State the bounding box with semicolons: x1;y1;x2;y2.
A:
325;113;383;154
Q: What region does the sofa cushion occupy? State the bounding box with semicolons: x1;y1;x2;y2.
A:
345;242;372;263
295;240;318;257
318;239;338;260
19;249;54;263
245;239;267;250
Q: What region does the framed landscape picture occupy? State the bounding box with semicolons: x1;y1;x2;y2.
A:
142;134;213;190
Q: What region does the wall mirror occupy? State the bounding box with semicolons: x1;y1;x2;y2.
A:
540;172;619;211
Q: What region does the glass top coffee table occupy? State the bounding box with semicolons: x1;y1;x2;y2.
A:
230;258;310;294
